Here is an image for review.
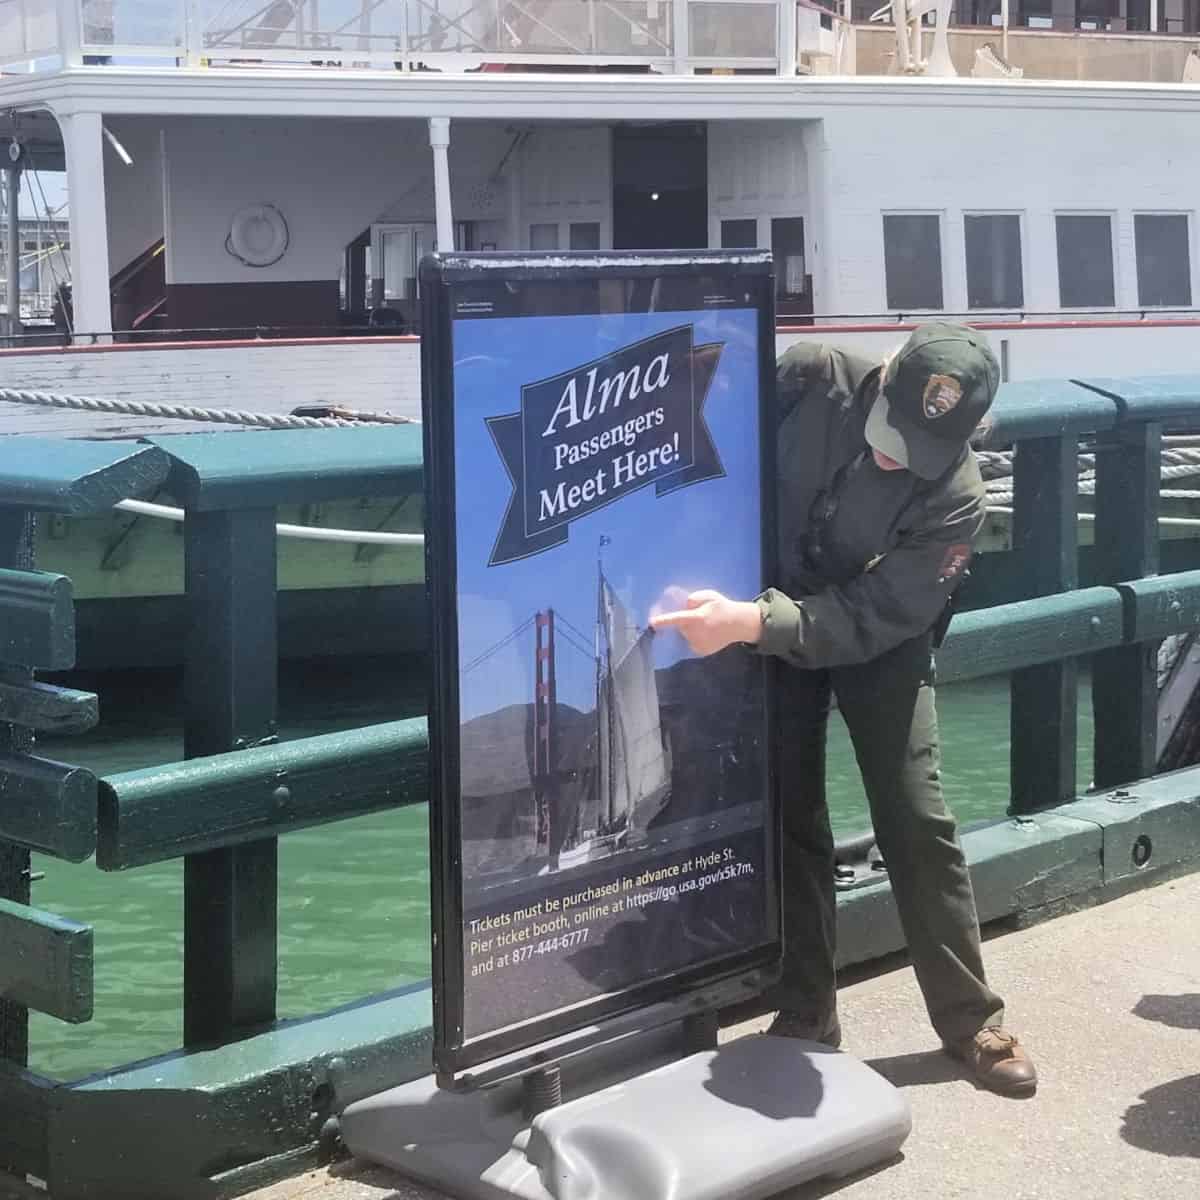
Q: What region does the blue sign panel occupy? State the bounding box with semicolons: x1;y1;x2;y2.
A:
422;252;780;1084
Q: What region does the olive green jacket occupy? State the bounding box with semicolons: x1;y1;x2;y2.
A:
755;341;986;669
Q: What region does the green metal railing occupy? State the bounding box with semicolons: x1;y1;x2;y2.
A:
3;376;1200;1198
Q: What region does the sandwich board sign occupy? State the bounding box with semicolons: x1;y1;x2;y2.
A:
420;251;782;1084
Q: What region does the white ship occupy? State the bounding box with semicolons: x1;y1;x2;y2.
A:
2;1;1200;666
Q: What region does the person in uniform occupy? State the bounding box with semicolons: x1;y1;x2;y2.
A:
651;322;1038;1097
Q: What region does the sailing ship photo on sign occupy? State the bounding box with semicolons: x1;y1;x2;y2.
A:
422;252;780;1080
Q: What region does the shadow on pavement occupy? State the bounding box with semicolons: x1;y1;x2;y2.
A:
1122;993;1200;1158
775;1152;906;1198
864;1049;962;1089
1121;1075;1200;1158
1134;993;1200;1031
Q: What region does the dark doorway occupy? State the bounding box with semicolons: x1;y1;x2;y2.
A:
612;124;708;250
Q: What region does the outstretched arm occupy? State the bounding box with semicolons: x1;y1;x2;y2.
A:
650;589;763;656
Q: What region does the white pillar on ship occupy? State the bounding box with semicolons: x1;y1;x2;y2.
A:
429;117;454;253
5;163;21;335
58;110;113;340
779;0;798;76
57;0;83;67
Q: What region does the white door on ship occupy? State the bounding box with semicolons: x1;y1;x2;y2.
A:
370;223;437;306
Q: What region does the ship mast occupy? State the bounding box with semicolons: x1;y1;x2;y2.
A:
533;608;557;860
597;536;615;829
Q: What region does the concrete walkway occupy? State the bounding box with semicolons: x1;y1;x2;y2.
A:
252;873;1200;1200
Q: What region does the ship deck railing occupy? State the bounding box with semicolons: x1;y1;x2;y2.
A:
3;373;1200;1197
2;0;836;77
3;1;1199;84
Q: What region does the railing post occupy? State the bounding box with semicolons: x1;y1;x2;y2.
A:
1009;434;1079;813
182;509;279;1046
0;510;33;1070
1092;420;1161;788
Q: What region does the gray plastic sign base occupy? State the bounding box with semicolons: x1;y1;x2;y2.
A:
342;1035;911;1200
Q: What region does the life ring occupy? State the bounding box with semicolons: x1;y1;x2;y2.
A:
226;203;290;268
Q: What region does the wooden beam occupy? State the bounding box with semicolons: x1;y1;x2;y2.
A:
1093;421;1161;787
98;717;429;870
938;588;1123;683
0;680;98;735
1009;434;1081;813
148;426;423;512
183;508;279;1046
1117;570;1200;644
0;899;93;1024
0;510;34;1069
0;440;169;516
0;1062;52;1180
0;754;98;863
0;570;74;671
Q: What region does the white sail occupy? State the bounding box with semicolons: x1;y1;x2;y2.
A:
598;576;672;836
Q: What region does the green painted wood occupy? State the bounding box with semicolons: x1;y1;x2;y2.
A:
41;985;432;1200
937;588;1123;683
1076;375;1200;427
1117;570;1200;643
0;1063;52;1179
0;439;169;515
98;717;429;870
1092;422;1161;788
148;426;424;512
0;511;34;1068
0;679;98;735
1009;435;1082;814
183;508;279;1047
0;898;92;1023
0;569;74;670
0;753;98;863
988;380;1117;445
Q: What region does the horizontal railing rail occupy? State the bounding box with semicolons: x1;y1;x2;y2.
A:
3;372;1200;1195
97;716;429;870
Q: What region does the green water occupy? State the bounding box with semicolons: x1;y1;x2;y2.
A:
28;659;1094;1081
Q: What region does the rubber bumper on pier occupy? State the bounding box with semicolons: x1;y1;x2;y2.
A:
341;1034;911;1200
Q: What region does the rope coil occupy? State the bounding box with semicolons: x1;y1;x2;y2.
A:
0;387;413;430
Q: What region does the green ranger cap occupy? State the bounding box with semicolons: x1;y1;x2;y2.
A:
865;322;1000;480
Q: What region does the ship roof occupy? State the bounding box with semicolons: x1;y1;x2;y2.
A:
8;64;1200;122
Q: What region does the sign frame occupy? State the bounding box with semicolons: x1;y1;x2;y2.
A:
421;250;781;1087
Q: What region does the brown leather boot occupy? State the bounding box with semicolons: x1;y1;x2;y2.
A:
945;1026;1037;1097
765;1011;843;1049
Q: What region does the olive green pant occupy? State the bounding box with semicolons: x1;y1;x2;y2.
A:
768;632;1005;1045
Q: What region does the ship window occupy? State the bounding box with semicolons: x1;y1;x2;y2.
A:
569;222;601;251
1019;0;1054;26
1076;0;1118;30
721;219;758;248
1125;0;1151;27
1134;214;1192;308
530;223;560;251
965;214;1024;309
772;218;807;300
689;2;778;59
883;213;944;310
1055;214;1115;308
950;0;1004;25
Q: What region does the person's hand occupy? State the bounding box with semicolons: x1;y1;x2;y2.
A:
650;589;762;657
